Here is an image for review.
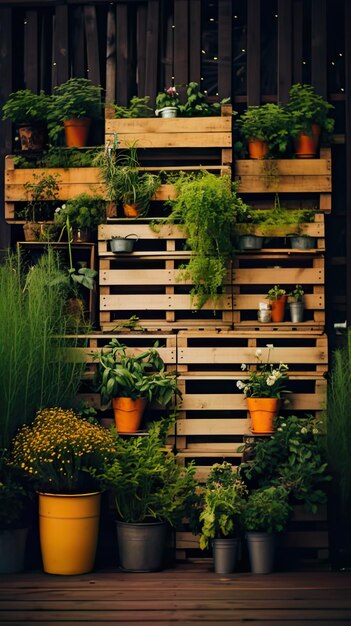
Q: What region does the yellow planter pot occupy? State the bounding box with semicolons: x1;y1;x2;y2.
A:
38;491;101;575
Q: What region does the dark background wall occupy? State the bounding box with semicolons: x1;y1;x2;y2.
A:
0;0;349;344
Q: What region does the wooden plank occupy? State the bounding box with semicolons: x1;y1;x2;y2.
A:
24;10;38;92
233;267;324;284
107;131;231;149
277;0;292;104
247;0;261;106
233;293;324;311
84;5;101;87
65;345;176;364
54;5;69;86
106;114;232;134
177;418;248;435
311;0;327;98
235;157;331;176
99;223;184;240
178;346;327;365
116;3;128;106
292;0;303;84
236;175;331;193
174;0;189;85
101;294;232;311
71;6;85;77
144;0;159;105
218;0;232;99
180;392;325;413
189;0;201;85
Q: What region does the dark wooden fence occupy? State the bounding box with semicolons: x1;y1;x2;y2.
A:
0;0;349;334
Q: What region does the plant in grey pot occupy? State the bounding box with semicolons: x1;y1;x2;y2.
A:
199;461;248;574
288;285;304;322
91;418;198;572
242;485;292;574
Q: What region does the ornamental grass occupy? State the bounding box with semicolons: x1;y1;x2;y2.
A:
10;408;117;494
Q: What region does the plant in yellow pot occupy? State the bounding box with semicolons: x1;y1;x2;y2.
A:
237;346;289;434
96;339;182;433
9;407;116;575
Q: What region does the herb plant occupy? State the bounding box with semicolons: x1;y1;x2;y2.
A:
113;96;154;118
22;172;60;223
237;345;289;399
286;83;334;137
48;78;102;143
266;285;286;301
178;82;230;117
242;486;292;534
237;104;290;156
2;89;50;124
289;285;304;302
54;194;106;230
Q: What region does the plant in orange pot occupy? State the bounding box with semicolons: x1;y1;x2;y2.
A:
236;345;289;434
96;339;181;433
286;83;334;158
266;285;287;322
236;103;290;159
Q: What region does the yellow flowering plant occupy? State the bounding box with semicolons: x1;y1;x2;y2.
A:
9;408;117;494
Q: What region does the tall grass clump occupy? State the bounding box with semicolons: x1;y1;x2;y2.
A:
0;250;86;449
327;330;351;513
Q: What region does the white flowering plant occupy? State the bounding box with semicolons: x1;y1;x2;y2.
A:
236;346;289;398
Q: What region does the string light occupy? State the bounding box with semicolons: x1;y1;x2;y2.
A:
213;56;218;60
234;15;238;19
331;61;335;66
241;48;246;53
202;50;206;54
302;61;306;65
210;18;215;22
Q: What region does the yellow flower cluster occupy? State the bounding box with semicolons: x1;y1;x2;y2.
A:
10;408;116;493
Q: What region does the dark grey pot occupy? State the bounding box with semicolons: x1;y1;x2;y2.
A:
0;528;28;574
116;520;167;572
239;235;264;250
246;532;275;574
110;234;138;253
212;537;239;574
289;301;304;322
289;235;316;249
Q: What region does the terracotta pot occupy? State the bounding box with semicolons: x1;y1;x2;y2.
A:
270;295;287;322
247;139;268;159
18;124;46;151
112;397;147;433
294;123;321;158
63;117;91;147
123;203;140;218
246;397;280;434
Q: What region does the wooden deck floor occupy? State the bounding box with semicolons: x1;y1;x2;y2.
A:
1;565;351;625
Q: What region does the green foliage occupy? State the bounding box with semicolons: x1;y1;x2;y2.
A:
94;145;160;216
266;285;286;300
96;339;182;406
237;346;289;399
286;83;334;137
238;415;330;513
0;250;86;450
91;418;198;524
9;408;117;494
0;451;29;530
155;86;180;110
242;486;292;534
48;78;102;143
21;172;60;223
54;193;106;230
199;462;248;550
63;215;97;291
234;195;315;238
113;96;154;118
327;330;351;513
289;284;304;302
166;172;247;308
178;82;230;117
2;89;50;124
13;148;100;169
237;104;290;156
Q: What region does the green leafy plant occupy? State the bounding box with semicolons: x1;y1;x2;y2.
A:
237;345;289;399
48;78;102;143
2;89;50;124
237;104;290;156
96;339;182;407
242;486;292;534
266;285;286;301
289;285;304;302
13;147;100;169
155;86;180;111
54;194;106;230
21;172;60;223
166;171;248;308
90;417;197;524
9;408;116;494
94;145;160;216
234;195;315;238
238;415;330;513
286;83;334;137
113;96;154;118
178;82;230;117
64;215;97;291
199;462;248;550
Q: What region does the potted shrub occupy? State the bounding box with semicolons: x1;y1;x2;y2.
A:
236;103;290;159
166;171;248;309
54;193;106;242
2;89;50;150
48;78;103;147
155;85;180;118
199;462;248;574
242;486;292;574
91;418;198;571
96;339;182;433
9;407;116;575
286;83;334;158
94;145;160;217
236;345;289;434
266;285;287;322
288;284;304;322
21;172;60;241
112;95;154;118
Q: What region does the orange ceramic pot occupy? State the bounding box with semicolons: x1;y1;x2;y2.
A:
247;139;269;159
63;117;91;147
294;123;321;158
270;295;287;322
112;397;147;433
123;203;140;218
246;397;280;434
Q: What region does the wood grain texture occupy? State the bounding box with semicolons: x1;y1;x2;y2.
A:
247;0;261;105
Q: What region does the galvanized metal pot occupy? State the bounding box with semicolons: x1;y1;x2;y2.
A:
238;235;263;250
212;537;239;574
116;520;167;572
289;301;304;322
246;532;275;574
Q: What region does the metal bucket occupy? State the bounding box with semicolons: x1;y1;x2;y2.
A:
246;532;275;574
239;235;264;250
155;107;178;118
116;520;167;571
289;235;316;249
110;234;138;253
212;538;239;574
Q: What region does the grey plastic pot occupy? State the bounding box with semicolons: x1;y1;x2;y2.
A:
212;537;239;574
289;301;304;322
239;235;263;250
246;532;275;574
289;235;316;249
116;520;167;572
110;234;138;253
0;528;28;574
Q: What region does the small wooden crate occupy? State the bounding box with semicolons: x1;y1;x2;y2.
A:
98;223;233;331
